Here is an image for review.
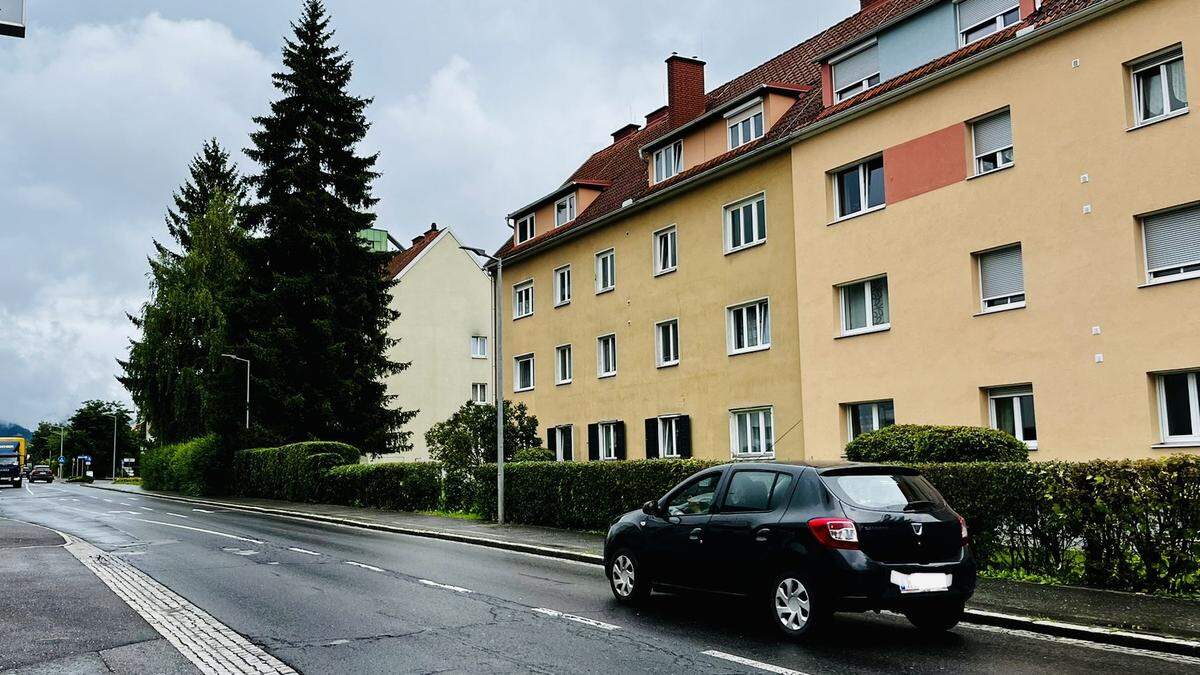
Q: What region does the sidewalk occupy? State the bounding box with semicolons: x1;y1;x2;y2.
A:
89;481;1200;656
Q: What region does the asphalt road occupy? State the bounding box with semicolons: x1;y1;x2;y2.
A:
1;481;1195;675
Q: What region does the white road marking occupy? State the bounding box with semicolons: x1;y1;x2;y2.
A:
266;561;281;565
701;651;809;675
102;498;113;503
139;506;154;511
221;547;258;556
344;561;385;573
24;484;33;496
132;519;265;544
164;512;189;519
108;510;140;515
288;547;321;556
532;608;619;631
419;579;472;593
192;508;216;513
964;621;1200;666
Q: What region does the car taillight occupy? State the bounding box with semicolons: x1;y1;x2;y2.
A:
808;517;859;550
957;514;969;544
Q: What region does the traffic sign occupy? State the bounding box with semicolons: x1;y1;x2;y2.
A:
0;0;25;39
58;456;65;463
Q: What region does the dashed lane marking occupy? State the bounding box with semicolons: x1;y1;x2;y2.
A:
701;650;810;675
532;608;619;631
139;506;154;511
344;561;385;573
164;512;189;519
192;508;216;513
131;518;265;544
419;579;472;593
287;547;321;556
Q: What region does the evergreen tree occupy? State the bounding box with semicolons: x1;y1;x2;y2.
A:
162;138;248;254
243;0;413;454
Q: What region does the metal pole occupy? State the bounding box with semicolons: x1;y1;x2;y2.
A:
244;359;250;430
111;415;117;480
57;427;65;480
495;256;504;525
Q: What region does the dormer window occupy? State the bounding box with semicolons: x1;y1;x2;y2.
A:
727;102;764;150
831;42;880;103
653;141;683;183
515;214;535;243
957;0;1020;46
555;194;576;227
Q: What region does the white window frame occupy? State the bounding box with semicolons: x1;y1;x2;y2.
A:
729;406;775;459
1156;371;1200;445
957;1;1020;46
653;140;684;183
723;192;768;254
658;415;682;458
552;425;573;462
971;110;1015;176
471;382;488;404
833;156;885;221
512;279;534;319
555;343;573;385
846;400;895;441
838;275;890;336
727;297;771;355
1131;48;1189;127
1141;205;1200;285
599;421;619;461
513;353;535;393
655;318;679;368
977;245;1026;313
515;214;536;244
555;193;576;227
596;333;617;379
653;225;678;275
726;101;765;150
595;248;616;294
830;42;881;103
470;335;488;359
988;385;1038;450
553;265;572;306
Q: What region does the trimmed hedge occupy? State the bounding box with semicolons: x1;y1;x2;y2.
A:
233;442;359;501
513;447;555;462
845;424;1029;463
141;435;227;496
322;462;442;511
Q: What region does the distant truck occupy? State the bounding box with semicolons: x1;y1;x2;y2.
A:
0;437;26;488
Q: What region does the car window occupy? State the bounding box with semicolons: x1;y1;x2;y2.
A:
768;473;794;511
723;471;794;513
665;473;720;516
823;473;944;511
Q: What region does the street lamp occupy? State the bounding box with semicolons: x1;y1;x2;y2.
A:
460;244;505;525
106;413;124;480
221;354;251;430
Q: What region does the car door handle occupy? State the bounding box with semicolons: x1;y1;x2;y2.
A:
689;527;704;543
755;528;771;542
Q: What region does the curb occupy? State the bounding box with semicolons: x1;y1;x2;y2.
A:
83;483;1199;658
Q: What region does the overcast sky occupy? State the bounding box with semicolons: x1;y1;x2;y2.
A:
0;0;858;429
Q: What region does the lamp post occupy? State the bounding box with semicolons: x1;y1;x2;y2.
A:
106;413;124;480
460;244;504;524
221;354;251;430
52;425;66;480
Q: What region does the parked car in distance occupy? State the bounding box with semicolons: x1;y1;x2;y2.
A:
29;465;54;483
603;461;976;639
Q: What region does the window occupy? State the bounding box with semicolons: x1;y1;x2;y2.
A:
840;276;889;335
513;354;534;392
555;344;572;385
515;214;535;243
554;265;572;306
1157;371;1200;444
728;298;771;354
730;407;774;458
1143;204;1200;283
972;110;1014;175
989;385;1037;449
978;245;1025;311
846;400;895;440
555;193;576;227
834;157;885;219
550;425;574;462
653;141;683;183
831;42;880;102
597;334;617;378
599;421;619;461
1132;48;1187;125
470;335;488;358
957;0;1020;45
727;102;765;149
512;280;533;319
723;471;794;512
665;473;720;516
656;319;679;367
658;416;682;458
725;193;767;252
471;382;487;404
653;226;677;275
595;248;615;293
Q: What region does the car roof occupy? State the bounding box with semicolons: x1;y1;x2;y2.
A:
713;460;915;475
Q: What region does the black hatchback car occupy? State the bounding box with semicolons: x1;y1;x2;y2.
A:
603;461;975;638
29;465;54;483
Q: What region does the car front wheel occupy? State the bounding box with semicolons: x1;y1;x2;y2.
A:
769;571;828;639
903;599;965;632
608;549;650;605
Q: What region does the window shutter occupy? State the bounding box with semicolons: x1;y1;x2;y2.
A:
615;421;627;460
973;111;1012;155
677;415;692;459
1144;205;1200;272
958;0;1017;29
587;424;599;461
980;246;1025;299
832;43;879;91
562;429;573;462
645;418;659;459
547;427;558;459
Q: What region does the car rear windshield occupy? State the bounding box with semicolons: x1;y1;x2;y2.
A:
821;472;944;512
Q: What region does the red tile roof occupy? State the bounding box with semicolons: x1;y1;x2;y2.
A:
497;0;1103;259
386;224;442;279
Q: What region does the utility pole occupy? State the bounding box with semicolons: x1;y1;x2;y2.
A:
221;354;251;430
460;244;505;524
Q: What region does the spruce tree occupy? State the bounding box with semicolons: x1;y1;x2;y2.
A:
243;0;413;453
164;138;248;252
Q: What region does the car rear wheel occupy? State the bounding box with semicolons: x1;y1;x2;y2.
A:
769;572;827;639
608;549;650;605
903;599;965;632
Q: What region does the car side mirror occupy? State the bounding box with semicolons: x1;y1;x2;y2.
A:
642;500;659;516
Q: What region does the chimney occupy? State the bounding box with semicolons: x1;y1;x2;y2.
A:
611;123;640;143
665;54;705;128
645;105;668;126
860;0;889;10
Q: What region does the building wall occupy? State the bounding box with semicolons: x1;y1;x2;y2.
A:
502;152;807;461
789;0;1200;460
378;231;492;462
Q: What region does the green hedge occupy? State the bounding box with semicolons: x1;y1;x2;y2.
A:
845;424;1029;463
513;447;555;462
232;442;359;501
322;462;442;511
141;435;227;496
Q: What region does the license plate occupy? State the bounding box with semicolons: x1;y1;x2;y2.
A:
890;571;951;593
